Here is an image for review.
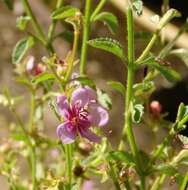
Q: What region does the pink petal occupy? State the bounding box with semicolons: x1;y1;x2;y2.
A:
71;87;97;107
57;94;70;117
26;56;35;72
79;127;101;143
88;103;109;127
56;122;76;144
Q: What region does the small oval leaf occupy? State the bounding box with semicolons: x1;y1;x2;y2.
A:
51;5;79;20
12;37;34;65
92;12;118;34
132;104;144;124
88;38;126;61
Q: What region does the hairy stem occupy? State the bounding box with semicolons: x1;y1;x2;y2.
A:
80;0;92;75
119;7;145;189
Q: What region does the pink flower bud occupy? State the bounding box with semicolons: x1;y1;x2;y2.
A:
26;56;35;73
150;100;162;118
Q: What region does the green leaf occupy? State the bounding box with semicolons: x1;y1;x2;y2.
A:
132;103;144;124
133;0;143;16
88;38;126;61
107;151;135;165
157;9;181;31
51;5;79;20
32;72;55;85
16;16;31;31
170;48;188;68
155;164;178;176
133;81;155;96
92;12;118;34
176;103;188;122
3;0;14;10
107;81;125;96
144;57;181;82
12;37;34;65
97;89;112;110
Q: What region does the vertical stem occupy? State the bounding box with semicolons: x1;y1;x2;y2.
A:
119;7;145;189
21;0;46;45
65;29;80;81
180;171;188;190
11;109;37;190
80;0;92;75
48;0;64;43
29;91;35;132
161;0;169;44
109;163;121;190
65;144;73;188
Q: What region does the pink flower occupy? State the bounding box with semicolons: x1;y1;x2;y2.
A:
56;87;109;144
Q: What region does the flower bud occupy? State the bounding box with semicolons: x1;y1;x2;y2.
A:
26;55;35;73
150;100;162;118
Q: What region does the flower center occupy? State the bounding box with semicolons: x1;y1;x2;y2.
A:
69;104;89;127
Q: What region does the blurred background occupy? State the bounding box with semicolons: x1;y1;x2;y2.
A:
0;0;188;189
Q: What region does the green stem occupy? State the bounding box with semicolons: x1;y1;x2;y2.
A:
161;0;169;44
29;91;35;132
150;127;175;165
159;22;188;59
90;0;107;21
65;144;73;188
109;163;121;190
47;0;64;44
150;174;166;190
65;29;79;81
80;0;92;75
119;7;144;189
11;109;37;190
180;171;188;190
136;33;158;63
21;0;46;45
